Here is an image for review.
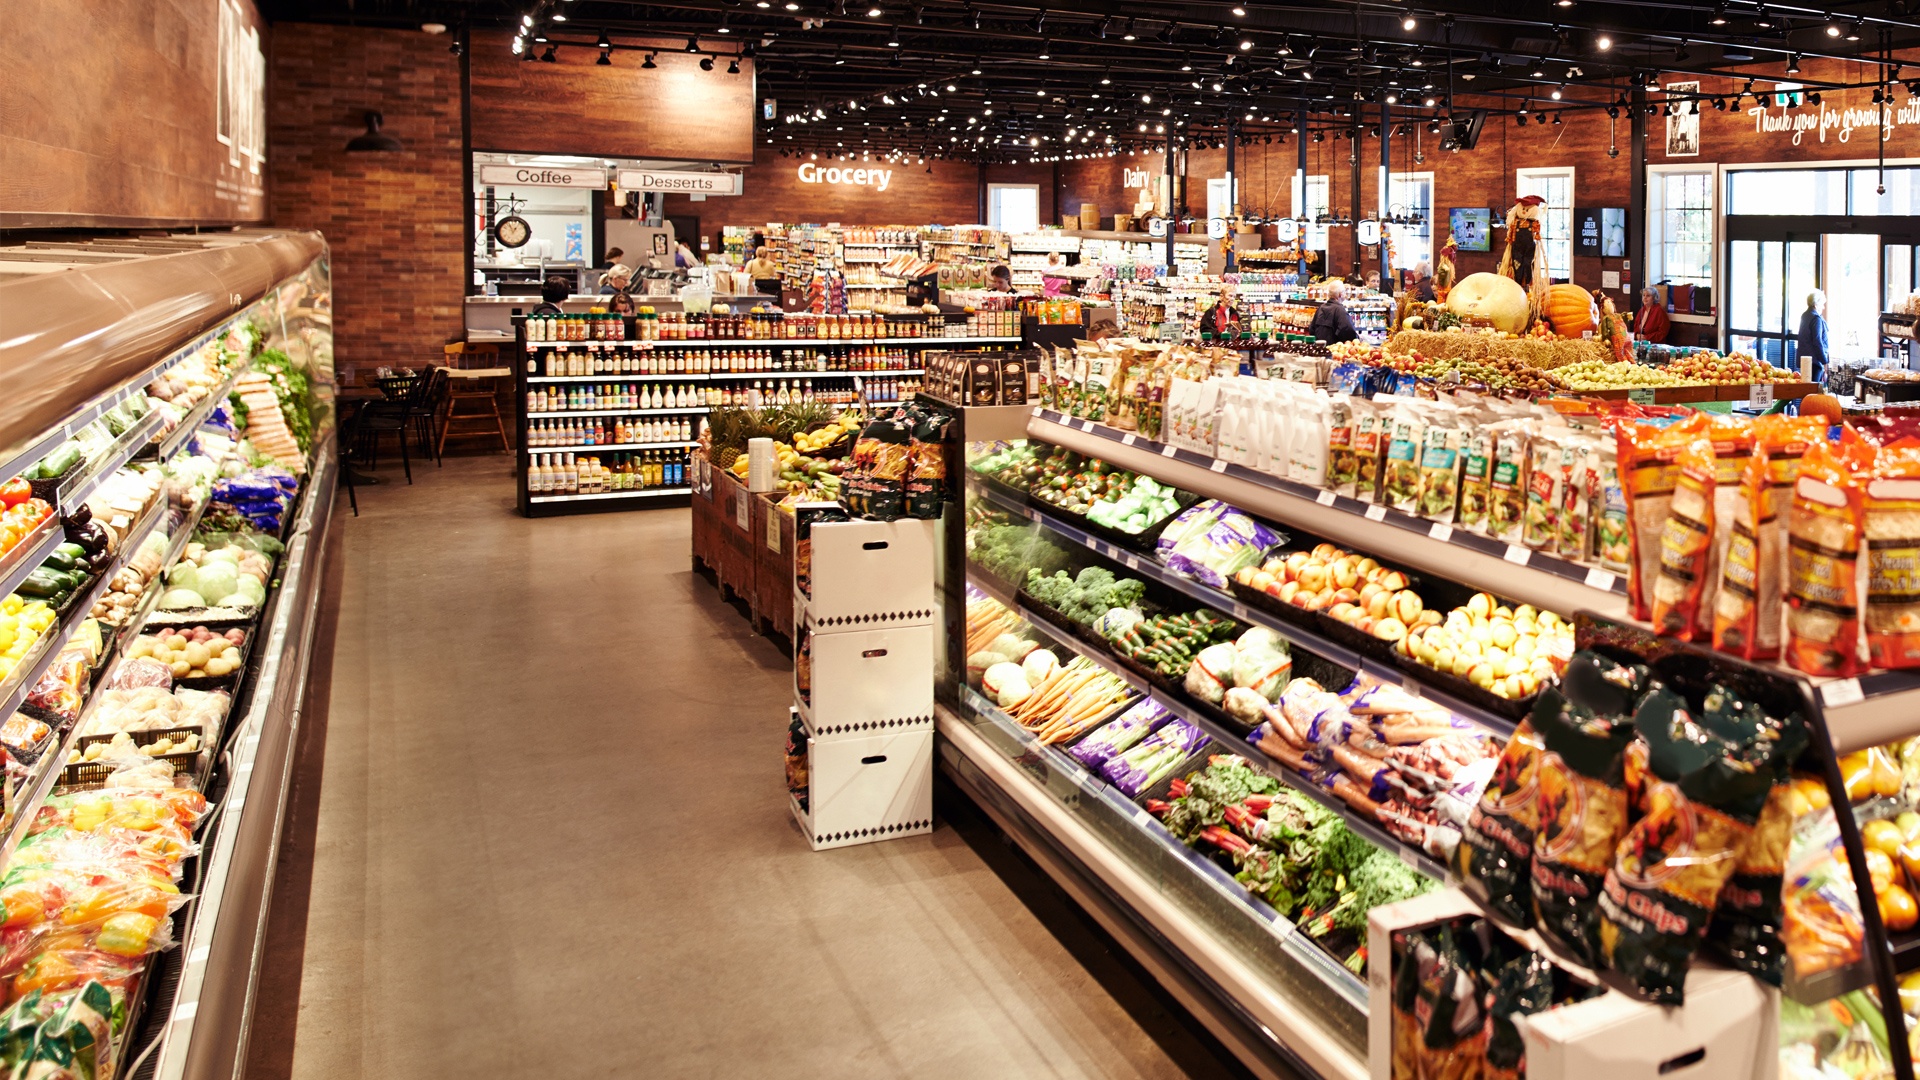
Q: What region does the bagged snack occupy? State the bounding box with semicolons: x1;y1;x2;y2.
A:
1865;440;1920;669
1417;414;1467;523
905;406;954;520
1326;395;1357;494
1488;426;1528;542
1618;421;1691;621
1349;398;1384;500
1786;438;1869;677
1390;931;1425;1079
1522;428;1568;551
1458;425;1495;533
1650;436;1717;639
1594;440;1630;572
859;411;914;521
1707;776;1801;985
1556;436;1598;561
1713;443;1774;659
1383;403;1427;512
1598;682;1803;1002
1410;926;1489;1078
1483;950;1556;1080
1528;654;1642;967
1455;720;1548;927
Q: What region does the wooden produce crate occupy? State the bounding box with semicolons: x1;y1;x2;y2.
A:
712;469;757;606
753;493;796;641
1574;380;1820;404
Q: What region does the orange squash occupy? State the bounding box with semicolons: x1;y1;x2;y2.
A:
1545;283;1598;337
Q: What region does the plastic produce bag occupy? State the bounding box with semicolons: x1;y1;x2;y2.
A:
1067;699;1169;770
1156;501;1283;590
1102;718;1208;796
103;658;171;692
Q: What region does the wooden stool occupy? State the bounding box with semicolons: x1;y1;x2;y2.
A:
438;343;512;454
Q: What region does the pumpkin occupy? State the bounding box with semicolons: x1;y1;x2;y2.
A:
1545;283;1598;338
1445;273;1531;334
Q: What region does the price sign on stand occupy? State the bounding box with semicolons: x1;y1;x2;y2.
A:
735;493;750;531
1748;382;1775;409
767;508;782;552
1628;388;1656;405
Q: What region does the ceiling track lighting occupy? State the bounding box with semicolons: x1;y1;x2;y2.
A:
642;52;657;68
597;50;612;65
686;35;699;52
700;54;715;70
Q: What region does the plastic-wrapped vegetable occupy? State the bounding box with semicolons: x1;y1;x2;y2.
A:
1102;718;1209;796
1183;643;1235;704
1157;501;1284;589
1068;699;1169;770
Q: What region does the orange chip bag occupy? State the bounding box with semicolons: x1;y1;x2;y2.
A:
1715;416;1827;660
1865;439;1920;669
1786;437;1869;677
1618;421;1694;622
1651;437;1716;639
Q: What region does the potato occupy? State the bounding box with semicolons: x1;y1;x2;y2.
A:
203;658;232;678
169;660;191;678
167;634;189;651
184;643;211;669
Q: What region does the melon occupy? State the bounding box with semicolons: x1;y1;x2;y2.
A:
160;589;208;611
1545;283;1598;337
1445;273;1531;334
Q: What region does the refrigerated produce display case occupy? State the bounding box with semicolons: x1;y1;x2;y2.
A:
931;391;1920;1080
0;231;337;1080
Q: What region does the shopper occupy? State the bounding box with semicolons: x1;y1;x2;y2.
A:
604;246;626;267
531;276;571;316
1310;281;1360;344
745;246;782;296
674;240;699;269
1364;270;1381;292
1634;287;1671;345
1408;261;1436;303
599;264;636;316
1797;288;1830;383
990;264;1014;292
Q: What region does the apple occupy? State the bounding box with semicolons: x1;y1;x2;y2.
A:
1378;570;1410;592
1250;570;1276;592
1329;602;1358;620
1331;558;1360;589
1311;543;1339;560
1285;552;1312;577
1417;609;1442;627
1375;616;1409;642
1235;567;1258;586
1468;662;1496;689
1466;592;1496;619
1394;636;1414;658
1356;557;1380;578
1489;620;1517;650
1357;615;1379;634
1358;582;1385;604
1278;581;1301;604
1332;587;1360;605
1391;590;1424;625
1298;565;1329;593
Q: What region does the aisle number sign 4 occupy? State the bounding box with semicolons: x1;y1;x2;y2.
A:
796;163;895;192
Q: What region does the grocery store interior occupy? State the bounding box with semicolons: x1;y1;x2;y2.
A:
16;0;1920;1078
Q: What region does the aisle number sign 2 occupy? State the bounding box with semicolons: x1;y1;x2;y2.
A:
796;163;895;192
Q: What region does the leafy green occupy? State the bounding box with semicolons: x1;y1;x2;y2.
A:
970;523;1069;584
253;348;314;453
1024;566;1146;625
1163;759;1278;840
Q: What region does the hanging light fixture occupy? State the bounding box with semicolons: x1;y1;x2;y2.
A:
642;52;657;68
345;111;404;152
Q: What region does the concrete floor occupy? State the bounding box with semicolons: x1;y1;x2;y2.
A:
251;454;1199;1079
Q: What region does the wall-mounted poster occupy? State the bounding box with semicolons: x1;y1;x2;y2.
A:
1449;208;1492;252
1666;82;1701;157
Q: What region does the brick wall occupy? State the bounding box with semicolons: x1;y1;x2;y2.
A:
268;24;465;384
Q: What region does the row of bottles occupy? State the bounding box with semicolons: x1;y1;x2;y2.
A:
639;311;897;341
527;384;705;412
529;345;923;376
527;313;627;342
530;451;687;495
860;377;922;404
528;416;693;448
707;378;922;407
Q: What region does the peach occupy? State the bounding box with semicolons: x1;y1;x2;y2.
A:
1285;552;1312;577
1235;567;1258;586
1297;565;1330;593
1311;542;1340;560
1278;581;1301;604
1250;571;1276;592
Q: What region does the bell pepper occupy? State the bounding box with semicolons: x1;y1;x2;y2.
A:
93;912;159;957
0;480;29;509
13;951;80;996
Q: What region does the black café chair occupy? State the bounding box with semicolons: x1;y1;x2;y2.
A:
357;368;441;483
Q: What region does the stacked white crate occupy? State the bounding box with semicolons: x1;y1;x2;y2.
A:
789;515;938;850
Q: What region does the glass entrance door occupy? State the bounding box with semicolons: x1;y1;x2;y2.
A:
1825;233;1882;363
1728;238;1817;369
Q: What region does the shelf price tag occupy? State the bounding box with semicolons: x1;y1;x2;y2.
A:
1121;553;1140;570
1209;458;1229;474
1364;504;1388;522
1749;382;1775;409
1132;806;1155;829
1161;444;1179;458
1316;490;1338;507
1628;388;1656;405
1503;544;1532;566
1428;522;1453;542
1584;567;1617;591
1821;677;1865;708
1030;406;1043;417
1121;433;1137;447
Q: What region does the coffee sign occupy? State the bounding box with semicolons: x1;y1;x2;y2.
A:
477;164;606;188
796;163;895;191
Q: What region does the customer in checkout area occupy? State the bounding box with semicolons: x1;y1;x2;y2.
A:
1797;289;1831;384
530;276;572;317
744;246;782;297
1310;280;1360;344
989;264;1014;293
1634;286;1671;345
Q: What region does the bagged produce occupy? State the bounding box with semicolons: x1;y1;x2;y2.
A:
1068;699;1169;769
1102;718;1209;796
1156;501;1282;589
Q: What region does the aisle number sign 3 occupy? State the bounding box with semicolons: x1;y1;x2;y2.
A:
796;163;895;192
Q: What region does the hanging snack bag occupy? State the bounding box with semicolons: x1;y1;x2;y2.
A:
1488;425;1529;543
1786;437;1869;677
1597;683;1799;1003
1714;443;1774;659
1865;440;1920;668
1326;395;1357;494
1594;440;1631;572
1522;428;1568;551
1289;397;1333;488
1557;435;1599;561
1483;950;1557;1080
1350;398;1385;501
906;406;955;519
1528;654;1642;967
1412;925;1490;1079
1458;424;1497;534
1651;436;1717;639
1618;420;1694;622
1384;403;1428;513
1418;410;1467;524
1707;759;1805;986
1455;720;1548;927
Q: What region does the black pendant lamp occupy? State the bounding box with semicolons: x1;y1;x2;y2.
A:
345;111;404;153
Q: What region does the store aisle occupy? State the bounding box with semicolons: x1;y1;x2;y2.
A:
251;456;1202;1080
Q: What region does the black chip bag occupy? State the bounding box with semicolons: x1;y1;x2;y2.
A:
906;405;955;520
1597;682;1802;1003
1390;930;1426;1080
1413;925;1488;1080
1703;682;1807;986
1455;720;1548;927
852;408;913;520
1483;951;1557;1080
1529;652;1643;968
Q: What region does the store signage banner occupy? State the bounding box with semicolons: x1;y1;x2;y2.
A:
1749;94;1920;146
618;170;744;195
794;163;895;191
477;164;606;189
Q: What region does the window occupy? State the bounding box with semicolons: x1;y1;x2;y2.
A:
987;184;1039;234
1726;169;1848;215
1516;167;1573;282
1291;173;1331;252
1652;170;1713;291
1387;172;1434;271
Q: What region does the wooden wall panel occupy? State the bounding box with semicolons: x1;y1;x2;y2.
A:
471;31;755;162
1650;58;1920;166
660;148;983;250
0;0;267;228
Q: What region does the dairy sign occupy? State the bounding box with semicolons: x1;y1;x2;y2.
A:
796;162;895;192
478;164;607;189
1749;94;1920;146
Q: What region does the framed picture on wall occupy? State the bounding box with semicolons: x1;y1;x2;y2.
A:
652;234;669;257
1666;82;1701;157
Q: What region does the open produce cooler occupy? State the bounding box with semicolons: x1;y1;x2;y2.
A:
931;393;1920;1080
0;231;336;1080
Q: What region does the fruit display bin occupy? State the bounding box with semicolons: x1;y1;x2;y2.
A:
1573;380;1820;404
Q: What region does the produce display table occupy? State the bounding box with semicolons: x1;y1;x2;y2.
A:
1571;380;1820;404
712;469;758;607
752;493;796;641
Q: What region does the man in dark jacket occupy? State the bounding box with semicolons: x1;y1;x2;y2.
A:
1409;261;1437;303
1796;288;1829;384
1309;281;1359;344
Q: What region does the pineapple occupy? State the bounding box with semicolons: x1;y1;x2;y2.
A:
709;409;746;471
